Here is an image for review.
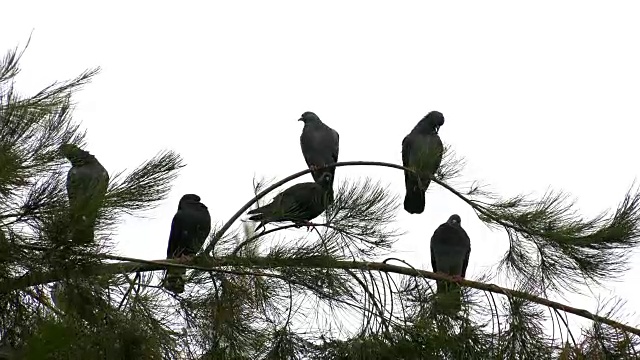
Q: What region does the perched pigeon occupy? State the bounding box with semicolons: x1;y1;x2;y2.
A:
165;194;211;294
430;214;471;313
401;111;444;214
299;112;340;187
61;144;109;244
247;173;333;231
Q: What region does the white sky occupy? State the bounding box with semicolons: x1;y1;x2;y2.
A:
2;1;640;342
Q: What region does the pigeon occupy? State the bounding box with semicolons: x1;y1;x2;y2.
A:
299;111;340;188
61;144;109;244
247;173;333;231
401;111;444;214
164;194;211;294
430;214;471;313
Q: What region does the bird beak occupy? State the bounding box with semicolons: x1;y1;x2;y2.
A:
298;118;303;121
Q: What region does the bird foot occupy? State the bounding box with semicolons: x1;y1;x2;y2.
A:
309;165;320;172
451;275;463;282
294;221;316;231
176;255;193;263
304;221;316;232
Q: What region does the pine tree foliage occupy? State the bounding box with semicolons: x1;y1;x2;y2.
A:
0;43;184;358
1;43;640;359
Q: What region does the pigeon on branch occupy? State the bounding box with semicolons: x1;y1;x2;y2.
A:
164;194;211;294
299;111;339;188
247;173;334;232
61;144;109;245
401;111;444;214
430;214;471;313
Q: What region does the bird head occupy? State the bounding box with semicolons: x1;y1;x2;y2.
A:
298;111;320;123
416;111;445;134
447;214;461;226
60;143;80;156
60;144;90;164
178;194;201;209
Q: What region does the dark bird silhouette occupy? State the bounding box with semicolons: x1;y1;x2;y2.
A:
401;111;444;214
299;111;339;188
164;194;211;294
61;144;109;244
430;214;471;313
247;173;333;232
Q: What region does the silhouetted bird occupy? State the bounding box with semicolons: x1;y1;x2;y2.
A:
164;194;211;294
401;111;444;214
299;111;339;188
247;173;334;232
430;214;471;313
61;144;109;244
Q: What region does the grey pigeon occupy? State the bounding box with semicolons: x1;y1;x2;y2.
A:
430;214;471;313
61;144;109;244
299;112;339;188
401;111;444;214
247;173;333;231
165;194;211;294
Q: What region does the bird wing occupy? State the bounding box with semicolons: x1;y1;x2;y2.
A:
248;182;326;225
96;163;109;195
66;167;81;206
407;133;443;177
424;133;444;175
430;243;438;273
401;134;412;168
189;203;212;251
66;163;109;205
300;124;338;168
167;211;189;258
460;227;471;277
331;128;340;163
278;183;317;219
274;184;324;221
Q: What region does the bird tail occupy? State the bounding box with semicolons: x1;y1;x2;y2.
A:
403;187;426;214
421;178;433;192
70;215;98;245
247;212;263;221
247;202;272;218
248;204;274;230
247;212;269;233
164;268;186;294
324;188;335;206
435;280;462;313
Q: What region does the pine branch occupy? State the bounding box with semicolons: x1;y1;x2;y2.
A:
205;162;420;255
6;159;638;351
6;251;640;337
0;32;31;84
207;161;640;297
103;150;185;217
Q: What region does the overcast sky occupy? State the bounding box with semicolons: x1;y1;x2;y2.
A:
2;1;640;339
